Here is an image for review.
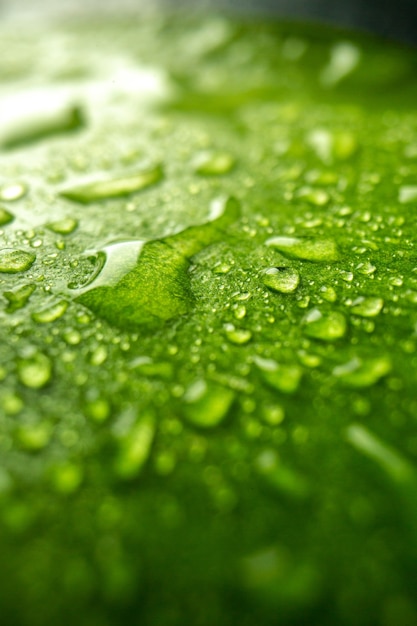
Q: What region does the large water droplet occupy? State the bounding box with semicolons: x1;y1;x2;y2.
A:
183;380;235;428
114;412;155;479
0;182;28;202
1;105;85;150
0;249;36;273
254;357;302;394
333;355;391;387
349;297;384;317
261;267;300;294
303;308;347;341
32;300;68;323
74;196;240;330
224;324;252;345
266;236;339;262
17;352;52;389
61;164;163;203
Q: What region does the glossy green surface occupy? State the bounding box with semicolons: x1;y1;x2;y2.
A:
1;13;417;626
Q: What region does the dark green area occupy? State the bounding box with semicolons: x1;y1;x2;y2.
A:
1;13;417;626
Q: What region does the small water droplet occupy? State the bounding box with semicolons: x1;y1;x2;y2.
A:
266;236;339;262
0;206;14;226
47;218;79;235
350;296;384;317
0;182;28;202
89;345;108;366
298;187;329;206
183;379;235;428
261;267;300;294
356;261;376;275
17;352;52;389
32;300;68;323
389;276;403;287
262;405;285;425
303;308;347;341
224;324;252;345
0;249;35;273
254;357;302;394
194;151;235;176
320;41;361;87
61;164;163;203
85;398;111;422
233;304;247;320
333;355;391;387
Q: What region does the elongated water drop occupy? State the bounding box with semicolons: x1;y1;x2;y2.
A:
61;164;163;204
4;283;36;313
350;297;384;318
254;357;302;394
333;356;391;387
0;182;27;202
183;379;235;428
266;236;339;262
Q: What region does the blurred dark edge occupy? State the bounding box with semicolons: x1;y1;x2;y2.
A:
0;0;416;45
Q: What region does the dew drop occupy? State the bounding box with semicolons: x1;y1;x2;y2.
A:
320;285;337;303
266;236;339;262
0;182;28;202
17;352;52;389
350;296;384;317
31;300;68;323
183;379;235;428
17;422;52;451
298;187;329;206
303;308;347;341
114;412;155;480
46;218;78;235
4;283;36;313
224;324;252;345
61;164;163;203
254;357;302;394
194;151;235;176
333;355;391;388
399;185;417;204
261;266;300;294
255;449;310;499
0;249;36;273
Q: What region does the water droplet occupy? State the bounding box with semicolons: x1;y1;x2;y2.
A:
297;187;329;206
130;357;174;379
262;405;285;425
224;324;252;345
1;392;23;415
233;304;247;320
74;196;240;330
320;41;361;87
0;182;28;202
389;276;403;287
303;308;347;341
17;352;52;389
0;206;14;226
254;357;302;394
63;329;82;345
399;185;417;204
114;412;155;479
356;261;376;275
350;297;384;317
261;267;300;294
89;345;108;366
0;249;35;273
4;283;36;313
61;164;163;203
32;300;68;323
1;105;85;150
47;218;78;235
333;355;391;387
255;449;310;499
194;151;235;176
346;423;414;484
320;285;337;303
266;236;339;262
183;379;235;428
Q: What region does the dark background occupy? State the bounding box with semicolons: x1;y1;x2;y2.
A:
0;0;416;44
